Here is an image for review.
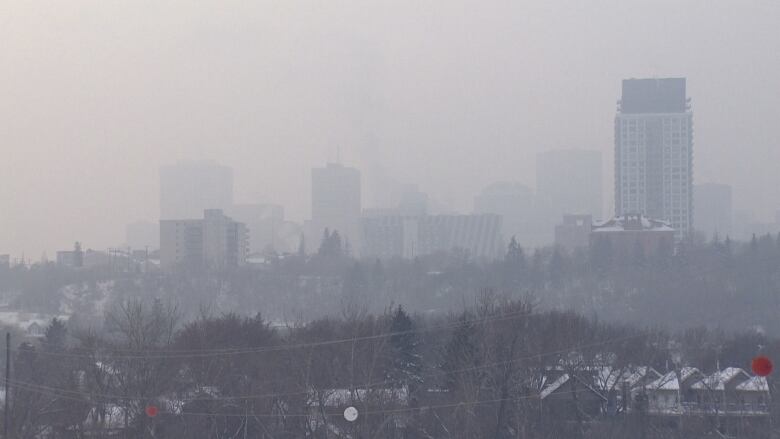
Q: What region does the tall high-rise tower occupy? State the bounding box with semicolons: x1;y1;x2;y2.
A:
615;78;693;239
310;163;362;252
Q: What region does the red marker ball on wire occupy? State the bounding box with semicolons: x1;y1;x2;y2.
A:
145;405;159;418
752;356;773;377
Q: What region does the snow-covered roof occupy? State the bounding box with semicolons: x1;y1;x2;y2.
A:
540;373;607;402
540;374;569;399
680;367;701;382
647;371;679;391
736;376;769;392
592;214;674;233
692;368;750;391
309;388;409;407
595;366;659;390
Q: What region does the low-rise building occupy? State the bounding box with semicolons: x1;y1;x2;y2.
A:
555;214;593;252
590;214;674;258
361;214;504;260
160;209;249;270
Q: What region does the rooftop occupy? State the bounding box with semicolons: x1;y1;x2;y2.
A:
592;214;674;233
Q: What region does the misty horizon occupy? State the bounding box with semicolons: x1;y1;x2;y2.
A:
2;1;779;257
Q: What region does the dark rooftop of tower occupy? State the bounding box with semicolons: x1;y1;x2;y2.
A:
620;78;687;113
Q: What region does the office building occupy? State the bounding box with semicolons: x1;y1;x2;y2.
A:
361;214;503;260
311;163;362;251
694;183;732;240
615;78;693;240
591;214;675;258
554;214;593;252
536;149;603;221
160;161;233;220
160;209;248;269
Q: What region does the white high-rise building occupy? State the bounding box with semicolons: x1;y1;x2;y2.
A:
615;78;693;240
310;163;361;252
160;160;233;220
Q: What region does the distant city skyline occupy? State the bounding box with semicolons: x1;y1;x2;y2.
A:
3;1;780;257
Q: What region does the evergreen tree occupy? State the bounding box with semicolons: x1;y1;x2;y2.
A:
548;247;566;288
43;318;68;351
503;236;526;292
330;230;343;257
440;313;479;388
387;305;422;390
529;249;545;289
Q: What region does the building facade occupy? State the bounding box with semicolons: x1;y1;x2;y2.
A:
226;204;285;255
554;214;593;252
310;163;362;252
590;214;675;258
615;78;693;240
361;214;503;260
159;209;248;269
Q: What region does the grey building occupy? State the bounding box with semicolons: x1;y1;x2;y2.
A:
310;163;362;252
160;209;248;269
694;183;732;240
159;160;233;220
554;214;593;252
361;214;503;260
615;78;693;240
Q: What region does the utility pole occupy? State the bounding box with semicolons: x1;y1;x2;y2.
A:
4;332;10;439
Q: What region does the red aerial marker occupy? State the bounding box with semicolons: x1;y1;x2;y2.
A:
752;356;773;377
145;405;159;418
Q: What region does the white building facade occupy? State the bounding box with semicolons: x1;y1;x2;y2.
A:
615;78;693;240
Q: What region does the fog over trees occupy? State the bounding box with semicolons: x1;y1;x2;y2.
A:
1;235;780;437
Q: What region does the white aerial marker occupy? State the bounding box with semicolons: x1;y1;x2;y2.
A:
344;406;359;422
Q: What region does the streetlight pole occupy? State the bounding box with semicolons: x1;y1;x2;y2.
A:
4;332;10;438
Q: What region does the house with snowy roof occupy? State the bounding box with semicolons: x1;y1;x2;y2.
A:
642;367;771;417
643;371;683;414
539;373;608;419
690;367;751;407
594;366;662;413
734;376;770;412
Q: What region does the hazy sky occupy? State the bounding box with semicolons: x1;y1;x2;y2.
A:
1;0;779;257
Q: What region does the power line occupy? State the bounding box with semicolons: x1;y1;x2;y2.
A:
5;330;653;404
